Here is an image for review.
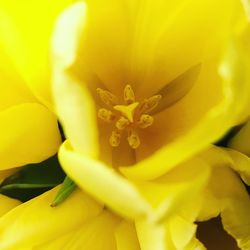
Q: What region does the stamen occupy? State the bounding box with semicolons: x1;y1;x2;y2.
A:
109;130;121;147
139;95;162;114
96;88;118;107
116;116;130;130
138;114;154;128
124;84;135;104
98;108;116;123
127;129;140;149
97;85;162;149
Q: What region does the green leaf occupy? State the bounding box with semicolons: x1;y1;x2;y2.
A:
0;155;65;201
51;176;76;207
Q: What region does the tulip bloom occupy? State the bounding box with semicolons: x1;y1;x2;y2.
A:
0;0;249;250
51;0;250;215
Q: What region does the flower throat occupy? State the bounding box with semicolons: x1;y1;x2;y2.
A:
97;85;161;149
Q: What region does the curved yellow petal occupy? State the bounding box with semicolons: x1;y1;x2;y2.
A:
132;157;209;221
136;219;166;250
169;215;197;250
0;0;74;107
134;0;236;97
52;2;99;158
219;22;250;123
0;195;21;217
0;187;103;249
35;229;77;250
199;145;250;185
197;188;221;221
0;103;61;170
199;166;250;250
229;120;250;156
115;221;140;250
183;238;206;250
242;0;250;20
37;210;120;250
59;140;151;220
226;149;250;185
0;47;37;111
59;140;209;223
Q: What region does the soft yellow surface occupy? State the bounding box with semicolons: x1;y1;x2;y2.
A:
59;140;209;224
0;0;75;107
37;212;142;250
0;103;61;170
0;195;21;217
0;5;63;170
40;210;120;250
0;187;103;249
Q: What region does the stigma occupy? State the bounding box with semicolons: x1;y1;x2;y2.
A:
97;85;161;149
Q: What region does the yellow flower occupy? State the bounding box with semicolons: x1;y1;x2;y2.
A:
0;1;249;249
0;186;205;250
49;0;249;217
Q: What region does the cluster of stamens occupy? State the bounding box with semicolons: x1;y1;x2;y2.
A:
97;85;161;149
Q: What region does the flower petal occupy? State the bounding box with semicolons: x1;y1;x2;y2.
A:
0;187;102;249
169;215;197;250
136;219;166;250
199;166;250;249
115;220;141;250
134;0;236;97
59;140;151;220
229;120;250;156
42;210;120;250
132;157;209;221
0;0;74;107
0;195;21;217
52;2;99;158
0;47;37;111
59;140;209;223
0;103;61;170
226;149;250;185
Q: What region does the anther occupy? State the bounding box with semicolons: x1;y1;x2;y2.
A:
96;88;118;107
138;114;154;128
124;84;135;104
98;108;116;123
127;129;140;149
116;116;130;130
139;95;162;114
109;130;121;147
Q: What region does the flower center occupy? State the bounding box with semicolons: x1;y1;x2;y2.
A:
97;85;161;149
